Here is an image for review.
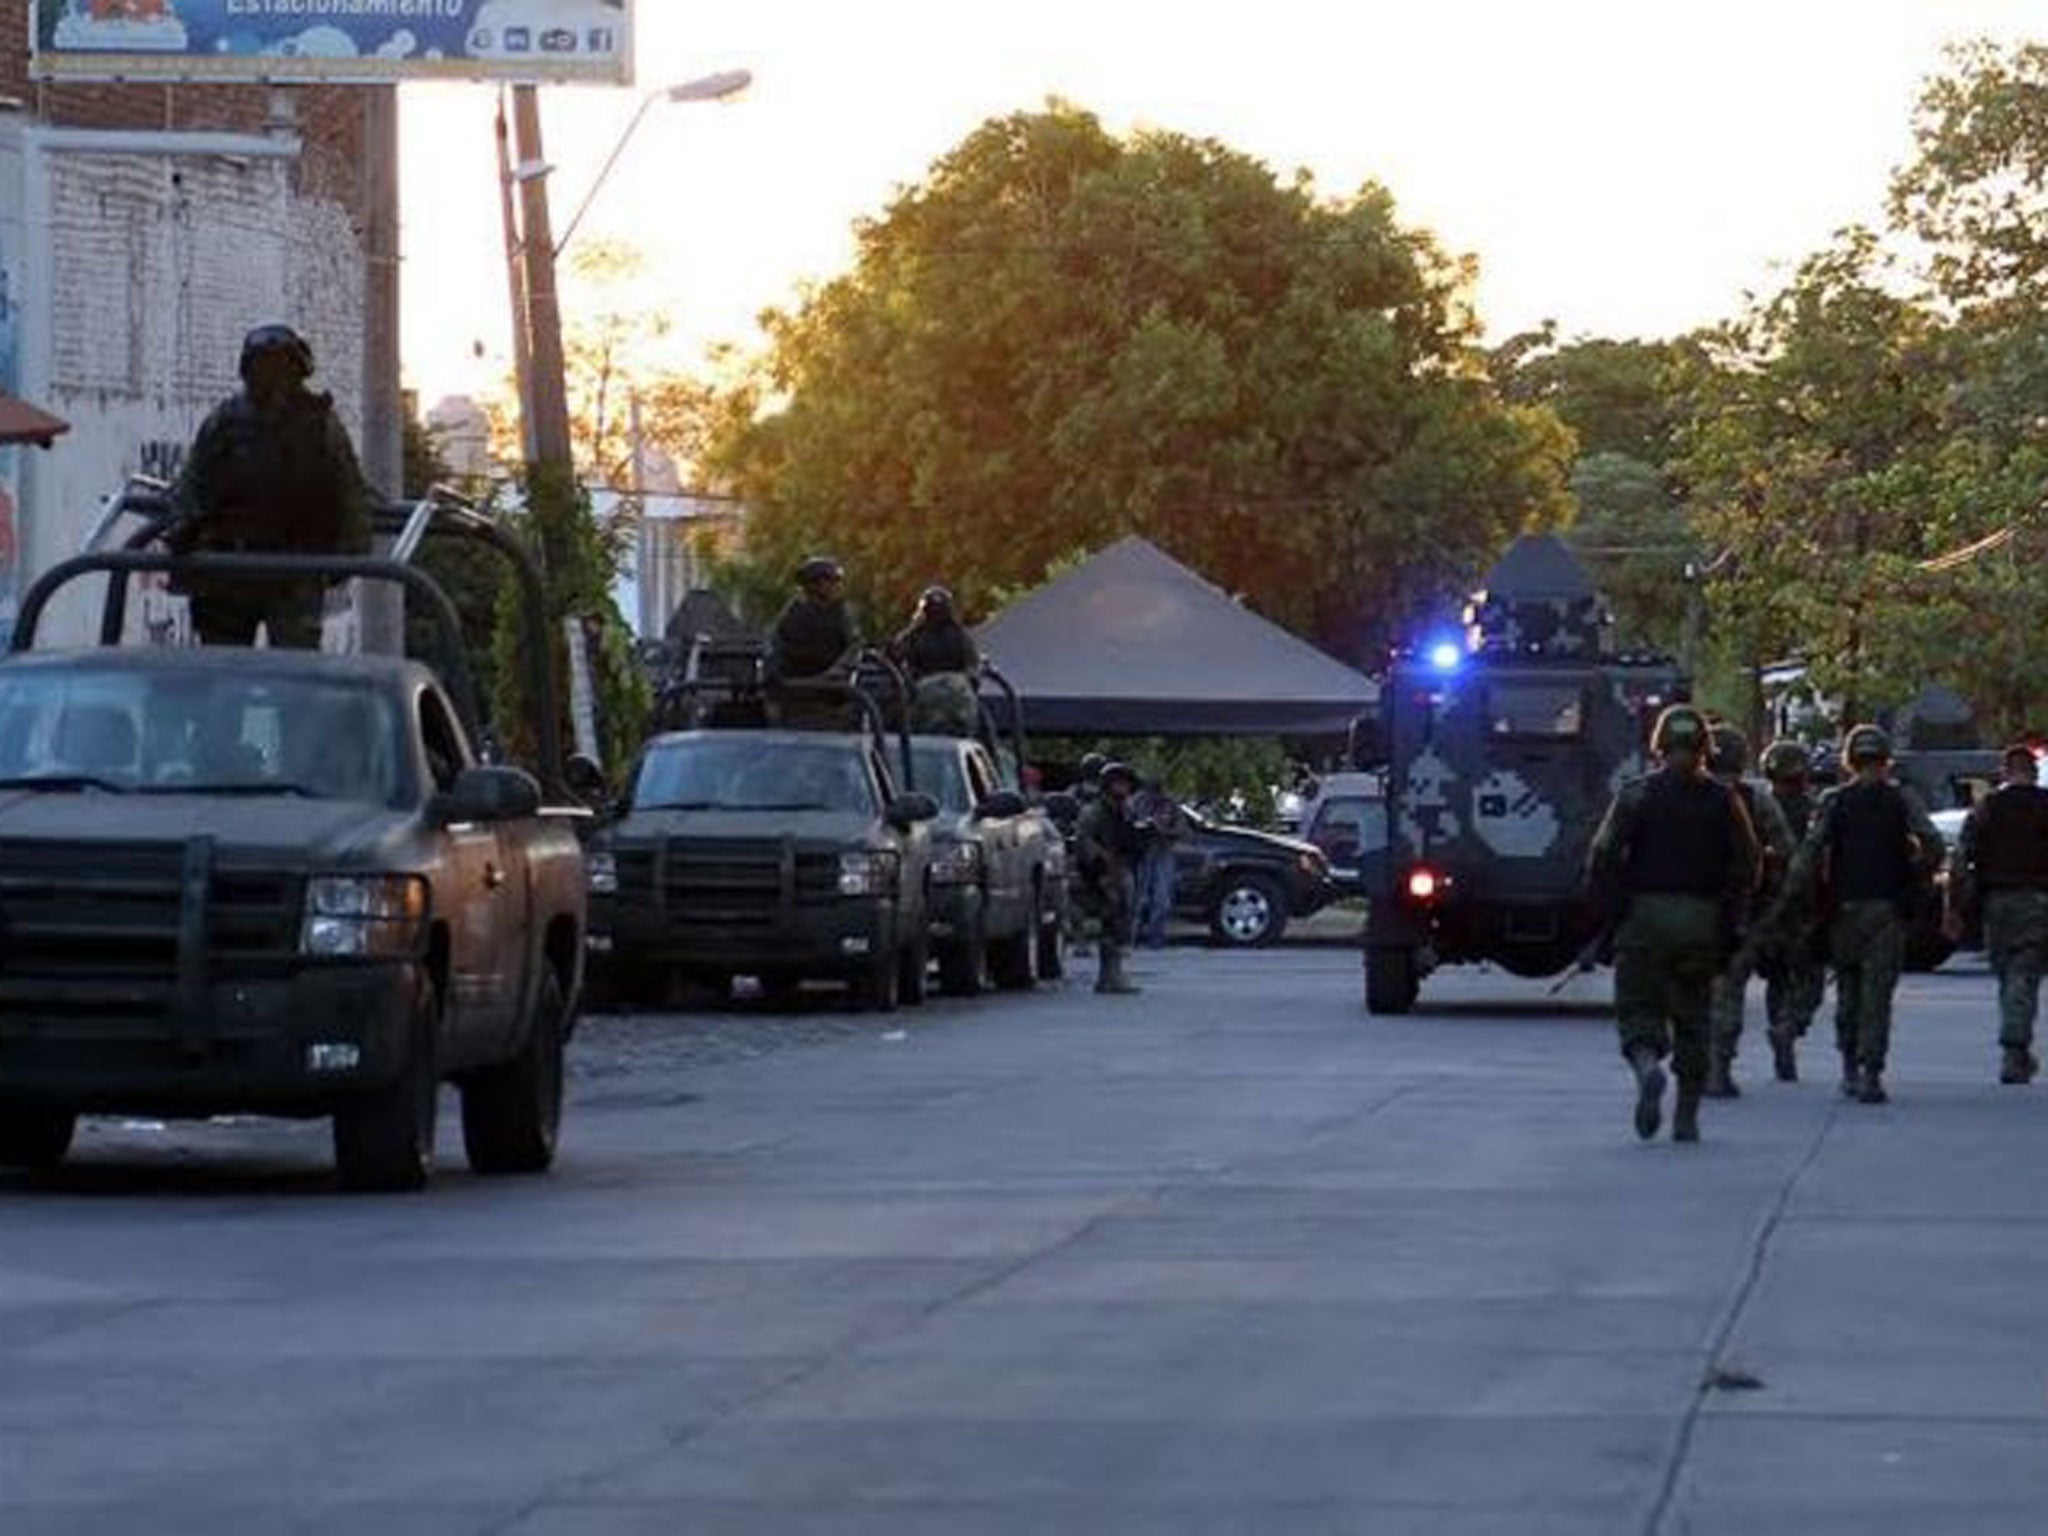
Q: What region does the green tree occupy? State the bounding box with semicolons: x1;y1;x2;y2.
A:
1499;335;1703;654
703;104;1572;662
1892;39;2048;313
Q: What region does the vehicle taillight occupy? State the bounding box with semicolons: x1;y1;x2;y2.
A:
1406;866;1446;903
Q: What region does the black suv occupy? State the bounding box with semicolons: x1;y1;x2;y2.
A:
1170;812;1334;946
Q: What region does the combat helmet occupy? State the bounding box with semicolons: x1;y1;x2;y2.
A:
1709;723;1751;778
1649;704;1711;759
1842;724;1894;768
1761;740;1809;783
795;556;844;591
239;323;314;385
1099;759;1139;791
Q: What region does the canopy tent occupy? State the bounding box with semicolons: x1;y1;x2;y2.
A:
0;393;68;448
975;536;1378;736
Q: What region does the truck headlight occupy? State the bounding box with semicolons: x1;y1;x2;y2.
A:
301;875;429;959
587;851;618;895
1298;851;1328;881
838;850;900;897
929;841;984;886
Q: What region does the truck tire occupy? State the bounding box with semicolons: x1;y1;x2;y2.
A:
851;951;900;1013
461;968;568;1177
0;1102;76;1171
937;920;988;997
1366;947;1419;1016
1209;872;1287;948
990;911;1038;991
1036;889;1066;981
334;978;440;1193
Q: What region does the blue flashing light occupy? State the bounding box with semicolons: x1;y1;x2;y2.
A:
1428;640;1464;674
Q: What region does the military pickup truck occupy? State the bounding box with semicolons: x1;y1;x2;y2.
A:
589;652;943;1010
910;733;1068;992
0;496;589;1192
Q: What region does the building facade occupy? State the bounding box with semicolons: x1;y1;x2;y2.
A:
0;0;373;643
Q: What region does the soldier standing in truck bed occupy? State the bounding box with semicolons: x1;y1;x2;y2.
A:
168;324;372;647
1587;705;1761;1144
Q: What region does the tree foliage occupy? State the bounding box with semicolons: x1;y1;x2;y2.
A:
1499;334;1700;655
703;104;1572;662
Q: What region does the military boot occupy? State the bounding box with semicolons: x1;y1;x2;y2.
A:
1672;1081;1702;1144
1768;1022;1798;1083
1856;1064;1889;1105
1838;1050;1860;1100
2000;1047;2038;1086
1626;1046;1666;1142
1094;942;1141;996
1703;1058;1740;1100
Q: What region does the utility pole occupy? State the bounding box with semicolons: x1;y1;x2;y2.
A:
510;83;573;470
495;89;537;464
359;83;404;655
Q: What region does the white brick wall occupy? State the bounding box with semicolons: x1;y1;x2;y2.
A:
18;137;366;644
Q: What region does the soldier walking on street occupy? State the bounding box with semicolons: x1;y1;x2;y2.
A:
1705;724;1795;1099
1950;744;2048;1085
1782;725;1944;1104
168;324;372;647
1076;760;1146;995
1758;739;1827;1081
1587;706;1761;1144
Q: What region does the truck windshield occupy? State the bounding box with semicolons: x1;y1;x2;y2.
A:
0;667;403;805
1487;681;1585;739
909;745;972;814
635;739;878;815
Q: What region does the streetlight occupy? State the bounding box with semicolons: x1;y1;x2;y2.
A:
502;69;750;471
554;70;752;259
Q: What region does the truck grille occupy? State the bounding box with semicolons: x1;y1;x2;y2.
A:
0;840;302;1020
653;837;840;929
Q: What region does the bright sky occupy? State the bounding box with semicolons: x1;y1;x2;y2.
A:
397;0;2043;411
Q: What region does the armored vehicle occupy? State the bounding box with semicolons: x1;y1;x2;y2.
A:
0;491;590;1191
589;647;939;1011
1358;535;1688;1013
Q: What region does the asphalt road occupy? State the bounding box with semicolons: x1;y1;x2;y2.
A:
4;948;2046;1534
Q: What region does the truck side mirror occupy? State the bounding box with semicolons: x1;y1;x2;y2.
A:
887;792;939;828
974;790;1027;820
430;765;542;827
564;752;610;808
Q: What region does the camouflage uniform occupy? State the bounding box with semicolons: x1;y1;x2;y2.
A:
1783;727;1943;1103
1707;768;1795;1093
1759;771;1827;1069
169;327;372;648
1076;765;1146;993
1587;708;1761;1143
1953;771;2048;1082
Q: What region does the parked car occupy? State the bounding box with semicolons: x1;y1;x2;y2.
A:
1168;810;1334;946
910;735;1068;993
1290;771;1386;898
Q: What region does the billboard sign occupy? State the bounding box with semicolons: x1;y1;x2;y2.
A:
31;1;633;85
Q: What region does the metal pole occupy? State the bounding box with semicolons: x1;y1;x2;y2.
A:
495;89;537;464
511;84;573;470
359;83;404;656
